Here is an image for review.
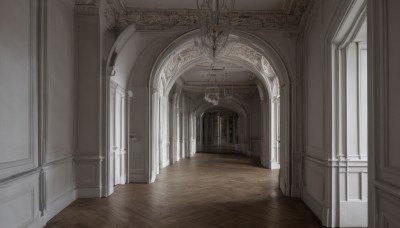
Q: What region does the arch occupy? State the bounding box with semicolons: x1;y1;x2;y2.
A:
194;98;248;119
148;29;293;196
149;30;291;97
195;100;249;153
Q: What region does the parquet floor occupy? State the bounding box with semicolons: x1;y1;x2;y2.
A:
46;153;322;228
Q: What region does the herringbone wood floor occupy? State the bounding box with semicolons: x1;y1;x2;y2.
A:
46;153;322;227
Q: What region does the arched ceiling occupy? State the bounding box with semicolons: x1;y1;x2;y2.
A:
154;33;279;98
181;61;256;85
179;60;261;101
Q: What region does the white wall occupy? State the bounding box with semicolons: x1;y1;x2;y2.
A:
0;0;75;227
43;0;76;221
75;11;103;197
302;1;332;221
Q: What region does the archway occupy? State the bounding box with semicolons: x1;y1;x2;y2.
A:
148;30;292;195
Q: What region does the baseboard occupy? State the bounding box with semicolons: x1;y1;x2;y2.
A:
45;189;76;220
30;189;76;228
270;162;280;170
260;156;269;168
302;188;323;221
291;186;301;198
74;187;102;198
129;173;146;183
161;160;170;169
338;201;368;227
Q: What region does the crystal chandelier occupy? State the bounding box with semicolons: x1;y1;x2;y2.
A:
205;87;220;105
197;0;235;60
204;66;234;105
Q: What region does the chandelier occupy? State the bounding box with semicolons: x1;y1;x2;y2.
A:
205;87;220;105
204;66;234;105
197;0;235;60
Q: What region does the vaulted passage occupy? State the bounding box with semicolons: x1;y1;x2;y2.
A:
46;154;320;227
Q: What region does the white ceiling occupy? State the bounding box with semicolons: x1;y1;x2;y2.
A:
180;61;259;100
181;62;256;85
122;0;284;11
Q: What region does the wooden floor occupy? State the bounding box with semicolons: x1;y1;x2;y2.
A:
46;153;322;228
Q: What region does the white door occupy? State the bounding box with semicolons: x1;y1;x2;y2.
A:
114;92;122;185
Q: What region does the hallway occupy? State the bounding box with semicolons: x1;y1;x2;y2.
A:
46;154;321;227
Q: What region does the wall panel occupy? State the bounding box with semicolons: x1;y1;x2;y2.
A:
386;0;400;172
302;157;325;220
46;0;75;163
76;16;100;155
0;173;40;228
304;5;324;158
0;0;38;179
370;0;400;226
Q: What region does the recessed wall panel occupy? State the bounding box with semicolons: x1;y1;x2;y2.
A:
305;8;324;153
0;173;39;228
46;161;73;204
0;0;34;166
46;0;75;162
387;0;400;171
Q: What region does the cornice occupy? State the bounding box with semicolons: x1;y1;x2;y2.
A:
124;8;310;31
75;4;99;16
104;0;128;29
76;0;99;6
75;0;311;31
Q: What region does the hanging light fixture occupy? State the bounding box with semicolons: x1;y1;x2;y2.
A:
197;0;235;60
204;66;234;105
204;67;220;105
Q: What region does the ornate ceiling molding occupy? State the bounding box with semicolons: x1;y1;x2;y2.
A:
75;0;99;16
75;0;310;31
104;0;128;29
122;0;310;31
124;8;308;31
75;5;99;16
76;0;99;6
158;36;277;95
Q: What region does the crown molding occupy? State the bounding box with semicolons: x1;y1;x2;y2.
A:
75;6;99;16
76;0;99;6
75;0;310;31
104;0;128;29
124;8;309;31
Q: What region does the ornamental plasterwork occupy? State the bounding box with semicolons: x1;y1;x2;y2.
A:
104;0;128;29
162;45;204;85
76;0;128;29
261;56;276;78
76;0;99;6
75;5;99;16
223;41;263;75
122;0;310;31
126;9;198;31
75;0;99;15
125;9;304;31
76;0;310;31
160;39;278;91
